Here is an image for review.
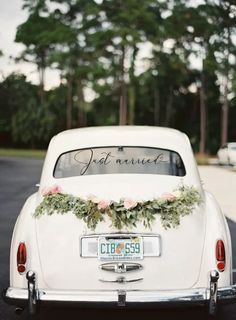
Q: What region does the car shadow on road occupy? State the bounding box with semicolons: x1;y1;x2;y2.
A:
2;305;232;320
227;218;236;270
6;304;236;320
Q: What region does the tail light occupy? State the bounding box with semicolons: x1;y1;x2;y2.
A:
216;240;225;272
17;242;27;274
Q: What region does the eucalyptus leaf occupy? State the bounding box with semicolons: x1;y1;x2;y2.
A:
34;185;201;231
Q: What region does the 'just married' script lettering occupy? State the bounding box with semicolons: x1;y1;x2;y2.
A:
74;148;166;175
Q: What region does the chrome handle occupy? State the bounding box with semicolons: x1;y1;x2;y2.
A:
100;262;142;273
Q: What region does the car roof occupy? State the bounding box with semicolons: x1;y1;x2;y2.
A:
51;126;190;153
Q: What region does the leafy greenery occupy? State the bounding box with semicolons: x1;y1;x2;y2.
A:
34;185;202;230
195;154;209;165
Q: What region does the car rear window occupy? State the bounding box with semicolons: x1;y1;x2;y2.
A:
54;146;186;178
54;147;186;178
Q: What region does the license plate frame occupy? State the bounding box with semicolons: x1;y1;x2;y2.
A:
98;236;143;261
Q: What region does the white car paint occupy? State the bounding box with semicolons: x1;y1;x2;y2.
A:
3;126;236;315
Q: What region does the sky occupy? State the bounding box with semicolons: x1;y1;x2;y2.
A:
0;0;60;90
0;0;203;93
0;0;155;93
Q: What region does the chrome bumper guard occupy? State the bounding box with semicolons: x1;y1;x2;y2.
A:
3;270;236;315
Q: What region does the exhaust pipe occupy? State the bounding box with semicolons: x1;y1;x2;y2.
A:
15;307;24;316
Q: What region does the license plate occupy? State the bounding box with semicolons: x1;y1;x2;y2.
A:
98;237;143;260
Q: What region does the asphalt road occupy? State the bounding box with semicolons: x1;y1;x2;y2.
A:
0;157;236;320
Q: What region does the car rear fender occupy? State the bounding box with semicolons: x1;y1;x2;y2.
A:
197;191;232;288
10;193;46;289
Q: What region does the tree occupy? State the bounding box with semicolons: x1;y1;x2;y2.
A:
193;0;236;148
7;0;236;152
12;99;55;148
15;1;75;105
213;0;236;146
93;0;164;125
0;73;52;147
49;0;105;128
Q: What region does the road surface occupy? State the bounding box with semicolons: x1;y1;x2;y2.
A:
0;158;235;319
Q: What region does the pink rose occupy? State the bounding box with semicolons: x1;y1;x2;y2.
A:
42;185;62;196
124;198;137;210
97;200;110;210
51;185;62;194
160;192;176;202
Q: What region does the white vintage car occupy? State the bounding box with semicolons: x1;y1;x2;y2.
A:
217;143;236;166
3;126;236;316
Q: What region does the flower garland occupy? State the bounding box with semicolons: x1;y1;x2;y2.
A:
34;185;201;230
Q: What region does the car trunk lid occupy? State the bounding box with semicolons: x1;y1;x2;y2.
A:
35;175;205;291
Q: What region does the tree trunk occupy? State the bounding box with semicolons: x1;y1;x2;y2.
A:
66;74;73;129
119;45;127;125
128;85;135;125
128;46;138;125
199;73;206;154
77;79;86;127
221;77;228;146
119;82;127;125
221;25;230;147
165;86;173;127
38;52;46;105
154;83;160;126
39;68;45;105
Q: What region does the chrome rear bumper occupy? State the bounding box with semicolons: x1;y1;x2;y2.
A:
3;270;236;315
3;285;236;308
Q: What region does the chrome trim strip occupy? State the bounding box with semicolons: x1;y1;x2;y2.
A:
4;285;236;304
80;232;161;239
99;276;143;283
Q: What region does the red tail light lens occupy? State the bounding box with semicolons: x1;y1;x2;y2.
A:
17;242;27;273
216;240;225;272
17;265;26;273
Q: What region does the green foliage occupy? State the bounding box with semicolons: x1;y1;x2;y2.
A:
12;100;55;147
0;74;37;138
1;0;236;149
34;185;202;230
0;73;67;148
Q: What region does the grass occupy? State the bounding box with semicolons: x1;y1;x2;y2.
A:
0;148;46;159
194;153;209;165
